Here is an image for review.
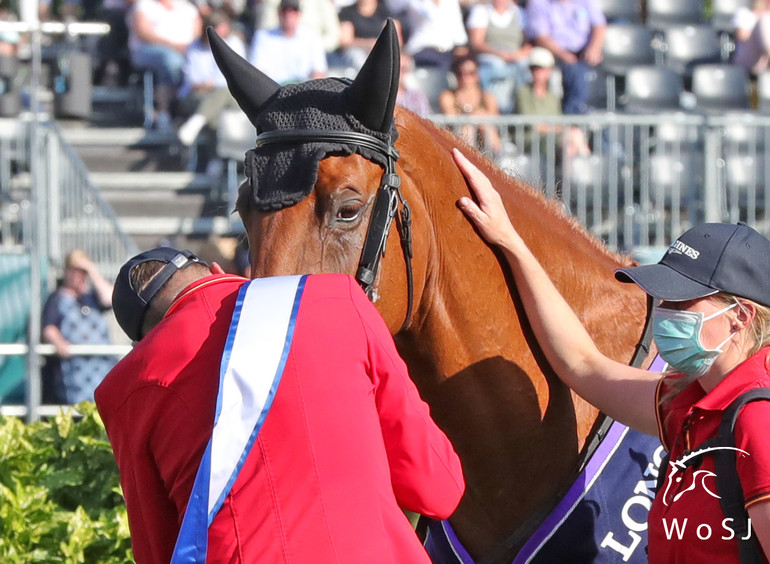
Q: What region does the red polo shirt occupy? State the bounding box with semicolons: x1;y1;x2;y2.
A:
95;273;464;564
648;348;770;563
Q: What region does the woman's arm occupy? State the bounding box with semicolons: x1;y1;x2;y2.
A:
748;500;770;559
453;149;660;435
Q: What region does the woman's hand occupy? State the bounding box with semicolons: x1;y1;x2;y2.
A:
453;149;520;249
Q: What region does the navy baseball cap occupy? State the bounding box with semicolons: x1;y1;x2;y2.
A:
113;248;208;341
615;223;770;307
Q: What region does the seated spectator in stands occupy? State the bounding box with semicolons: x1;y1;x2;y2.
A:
257;0;340;54
397;52;432;116
249;0;327;83
516;46;590;157
94;0;135;86
42;250;116;405
389;0;468;73
733;0;770;75
467;0;531;114
526;0;606;115
330;0;394;70
0;9;19;58
128;0;202;130
439;54;502;154
177;10;245;147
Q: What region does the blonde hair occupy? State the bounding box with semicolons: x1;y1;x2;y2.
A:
710;293;770;356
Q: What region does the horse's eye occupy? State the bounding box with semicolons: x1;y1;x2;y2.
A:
335;204;362;223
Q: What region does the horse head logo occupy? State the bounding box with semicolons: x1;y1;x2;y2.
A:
661;446;750;506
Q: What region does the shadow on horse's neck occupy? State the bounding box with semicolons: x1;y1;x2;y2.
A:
392;110;648;560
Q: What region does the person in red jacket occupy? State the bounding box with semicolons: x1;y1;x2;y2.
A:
95;247;464;564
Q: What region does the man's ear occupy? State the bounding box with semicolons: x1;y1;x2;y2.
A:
211;262;226;275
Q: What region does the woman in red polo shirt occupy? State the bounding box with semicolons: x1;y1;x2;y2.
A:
452;148;770;563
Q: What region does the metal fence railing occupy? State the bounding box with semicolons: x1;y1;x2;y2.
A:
1;113;137;420
431;112;770;252
216;110;770;252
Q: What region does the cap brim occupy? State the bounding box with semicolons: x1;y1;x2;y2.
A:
615;263;719;302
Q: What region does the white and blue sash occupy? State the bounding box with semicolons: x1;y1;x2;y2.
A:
170;275;307;564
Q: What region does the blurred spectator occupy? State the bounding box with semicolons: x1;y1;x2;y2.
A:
516;46;590;157
733;0;770;75
177;9;245;147
249;0;327;83
439;54;502;154
397;52;432;116
42;250;116;405
467;0;531;113
128;0;202;130
389;0;468;72
94;0;136;86
0;8;20;57
258;0;340;53
526;0;606;115
330;0;394;70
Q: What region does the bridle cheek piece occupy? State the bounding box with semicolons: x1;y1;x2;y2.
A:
254;129;414;331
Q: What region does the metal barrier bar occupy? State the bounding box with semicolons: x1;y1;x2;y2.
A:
431;112;770;249
0;344;132;356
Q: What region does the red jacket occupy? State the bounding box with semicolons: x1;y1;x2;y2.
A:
95;273;464;564
648;348;770;563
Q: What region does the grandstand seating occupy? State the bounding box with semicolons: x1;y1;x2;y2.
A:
691;64;750;112
565;154;617;206
758;71;770;115
648;152;704;206
645;0;706;31
621;66;684;113
602;24;656;77
411;67;449;114
662;25;722;77
585;67;610;111
711;0;752;33
596;0;642;23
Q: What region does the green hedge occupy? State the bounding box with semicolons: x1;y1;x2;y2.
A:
0;404;133;563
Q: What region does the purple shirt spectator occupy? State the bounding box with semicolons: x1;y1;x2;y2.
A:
526;0;605;54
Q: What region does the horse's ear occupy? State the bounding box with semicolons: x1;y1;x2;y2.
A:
346;18;400;134
207;26;279;126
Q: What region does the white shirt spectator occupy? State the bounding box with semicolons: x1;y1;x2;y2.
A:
249;28;328;84
389;0;468;55
128;0;200;55
180;33;246;98
733;6;759;34
258;0;341;52
466;0;526;36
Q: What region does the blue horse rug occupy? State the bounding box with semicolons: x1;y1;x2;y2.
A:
424;358;667;563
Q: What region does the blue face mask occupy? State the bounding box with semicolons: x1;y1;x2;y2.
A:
652;303;737;376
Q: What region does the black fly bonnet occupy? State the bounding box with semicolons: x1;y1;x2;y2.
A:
208;20;413;328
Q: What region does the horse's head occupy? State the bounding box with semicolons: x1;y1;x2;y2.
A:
210;20;424;330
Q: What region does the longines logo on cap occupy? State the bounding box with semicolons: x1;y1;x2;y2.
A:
667;240;700;260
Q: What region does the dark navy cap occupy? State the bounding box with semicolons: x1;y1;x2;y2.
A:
615;223;770;307
113;248;207;341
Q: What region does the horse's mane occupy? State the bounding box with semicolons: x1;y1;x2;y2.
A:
395;107;635;268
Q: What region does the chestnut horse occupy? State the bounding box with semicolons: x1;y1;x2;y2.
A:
209;22;651;562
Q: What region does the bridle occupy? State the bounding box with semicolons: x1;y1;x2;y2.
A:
255;129;415;331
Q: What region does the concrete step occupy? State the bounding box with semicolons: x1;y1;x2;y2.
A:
90;171;213;192
104;190;213;218
59;214;243;239
60;126;178;148
75;145;186;173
